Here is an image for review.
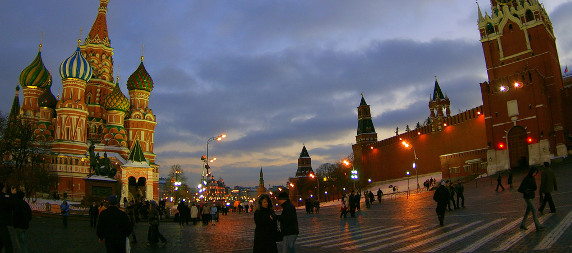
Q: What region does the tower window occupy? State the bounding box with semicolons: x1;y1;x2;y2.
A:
486;23;494;35
525;10;534;22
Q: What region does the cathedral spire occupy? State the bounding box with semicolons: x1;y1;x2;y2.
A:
477;1;484;23
85;0;111;47
432;76;445;101
8;86;20;123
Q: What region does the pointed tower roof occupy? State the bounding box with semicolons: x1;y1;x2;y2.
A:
359;94;367;106
8;86;20;123
477;1;484;23
299;146;310;158
128;140;147;163
432;77;445;100
85;0;111;47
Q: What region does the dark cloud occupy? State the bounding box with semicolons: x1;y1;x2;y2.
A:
1;1;570;187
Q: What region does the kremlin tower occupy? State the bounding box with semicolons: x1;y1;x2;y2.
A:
10;0;160;201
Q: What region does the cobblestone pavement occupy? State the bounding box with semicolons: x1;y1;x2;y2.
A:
10;161;572;252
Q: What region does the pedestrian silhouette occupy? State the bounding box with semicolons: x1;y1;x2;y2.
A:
495;173;505;192
538;162;557;214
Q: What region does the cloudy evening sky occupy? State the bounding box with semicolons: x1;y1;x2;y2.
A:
1;0;572;187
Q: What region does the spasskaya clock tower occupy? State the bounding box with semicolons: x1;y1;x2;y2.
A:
477;0;568;171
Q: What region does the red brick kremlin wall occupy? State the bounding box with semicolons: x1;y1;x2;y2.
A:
357;106;487;183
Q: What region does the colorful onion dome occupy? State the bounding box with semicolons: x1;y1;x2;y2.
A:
38;87;57;109
127;57;153;92
103;83;129;112
59;40;92;82
19;45;52;88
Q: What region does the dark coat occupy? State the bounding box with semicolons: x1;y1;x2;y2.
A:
540;167;557;193
96;206;133;241
278;200;299;236
0;194;13;226
518;174;537;199
433;185;449;204
253;208;278;253
12;197;31;229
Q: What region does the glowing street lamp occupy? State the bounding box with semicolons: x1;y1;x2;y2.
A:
406;171;410;198
402;140;420;191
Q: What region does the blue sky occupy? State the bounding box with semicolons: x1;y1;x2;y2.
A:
1;0;571;187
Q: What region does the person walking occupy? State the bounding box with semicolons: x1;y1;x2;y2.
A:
97;195;133;253
539;162;557;214
365;191;371;208
12;189;31;253
177;200;186;227
190;203;198;225
89;202;99;228
277;192;299;253
210;205;217;226
455;182;465;208
60;199;70;228
377;188;382;203
447;181;457;211
202;204;211;225
253;194;278;253
126;201;137;244
0;184;14;253
348;191;356;218
495;173;505;192
518;167;545;231
146;201;167;247
433;180;450;226
508;170;514;189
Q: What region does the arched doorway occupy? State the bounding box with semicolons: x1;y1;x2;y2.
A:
137;177;147;200
508;126;528;170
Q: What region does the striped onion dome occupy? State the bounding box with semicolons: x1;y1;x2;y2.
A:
103;83;129;112
127;58;153;92
59;41;92;82
38;87;57;109
19;45;52;88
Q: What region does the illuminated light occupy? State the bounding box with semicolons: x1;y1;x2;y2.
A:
299;198;302;201
443;123;447;127
413;163;416;169
370;146;374;150
343;188;346;191
342;160;350;166
500;86;507;92
514;82;521;88
527;137;533;143
477;111;481;115
498;143;505;149
417;132;421;135
325;191;328;194
310;195;313;198
368;179;372;183
406;171;410;175
289;183;294;187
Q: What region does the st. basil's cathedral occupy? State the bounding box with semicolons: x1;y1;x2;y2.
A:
8;0;159;202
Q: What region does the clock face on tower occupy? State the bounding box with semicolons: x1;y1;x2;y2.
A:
495;0;514;5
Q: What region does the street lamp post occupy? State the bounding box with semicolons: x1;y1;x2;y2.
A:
402;141;419;191
200;133;226;201
406;171;410;199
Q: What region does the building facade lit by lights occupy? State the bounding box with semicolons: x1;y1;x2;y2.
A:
8;0;159;201
353;0;572;184
288;146;316;206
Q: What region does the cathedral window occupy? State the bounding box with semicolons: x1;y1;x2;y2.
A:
508;24;513;31
486;23;494;35
525;10;534;22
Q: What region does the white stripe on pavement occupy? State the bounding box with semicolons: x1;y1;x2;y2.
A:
457;218;522;253
363;223;459;252
297;226;381;245
393;221;482;252
303;226;403;247
425;218;504;252
340;227;422;251
491;213;553;252
534;211;572;250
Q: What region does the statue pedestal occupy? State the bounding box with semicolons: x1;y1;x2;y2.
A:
82;175;119;205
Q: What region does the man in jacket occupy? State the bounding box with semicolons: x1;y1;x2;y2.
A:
433;180;450;226
97;195;133;253
13;190;31;253
539;162;558;214
0;183;14;253
277;192;299;253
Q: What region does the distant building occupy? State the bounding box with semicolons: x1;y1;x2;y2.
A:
256;168;267;196
353;0;572;185
288;146;316;206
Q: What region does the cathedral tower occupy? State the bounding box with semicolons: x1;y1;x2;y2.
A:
478;0;566;169
257;168;267;196
296;146;313;177
19;44;52;123
82;0;116;142
125;57;157;163
53;40;92;155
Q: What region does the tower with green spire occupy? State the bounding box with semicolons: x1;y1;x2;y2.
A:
356;94;378;144
428;77;450;132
